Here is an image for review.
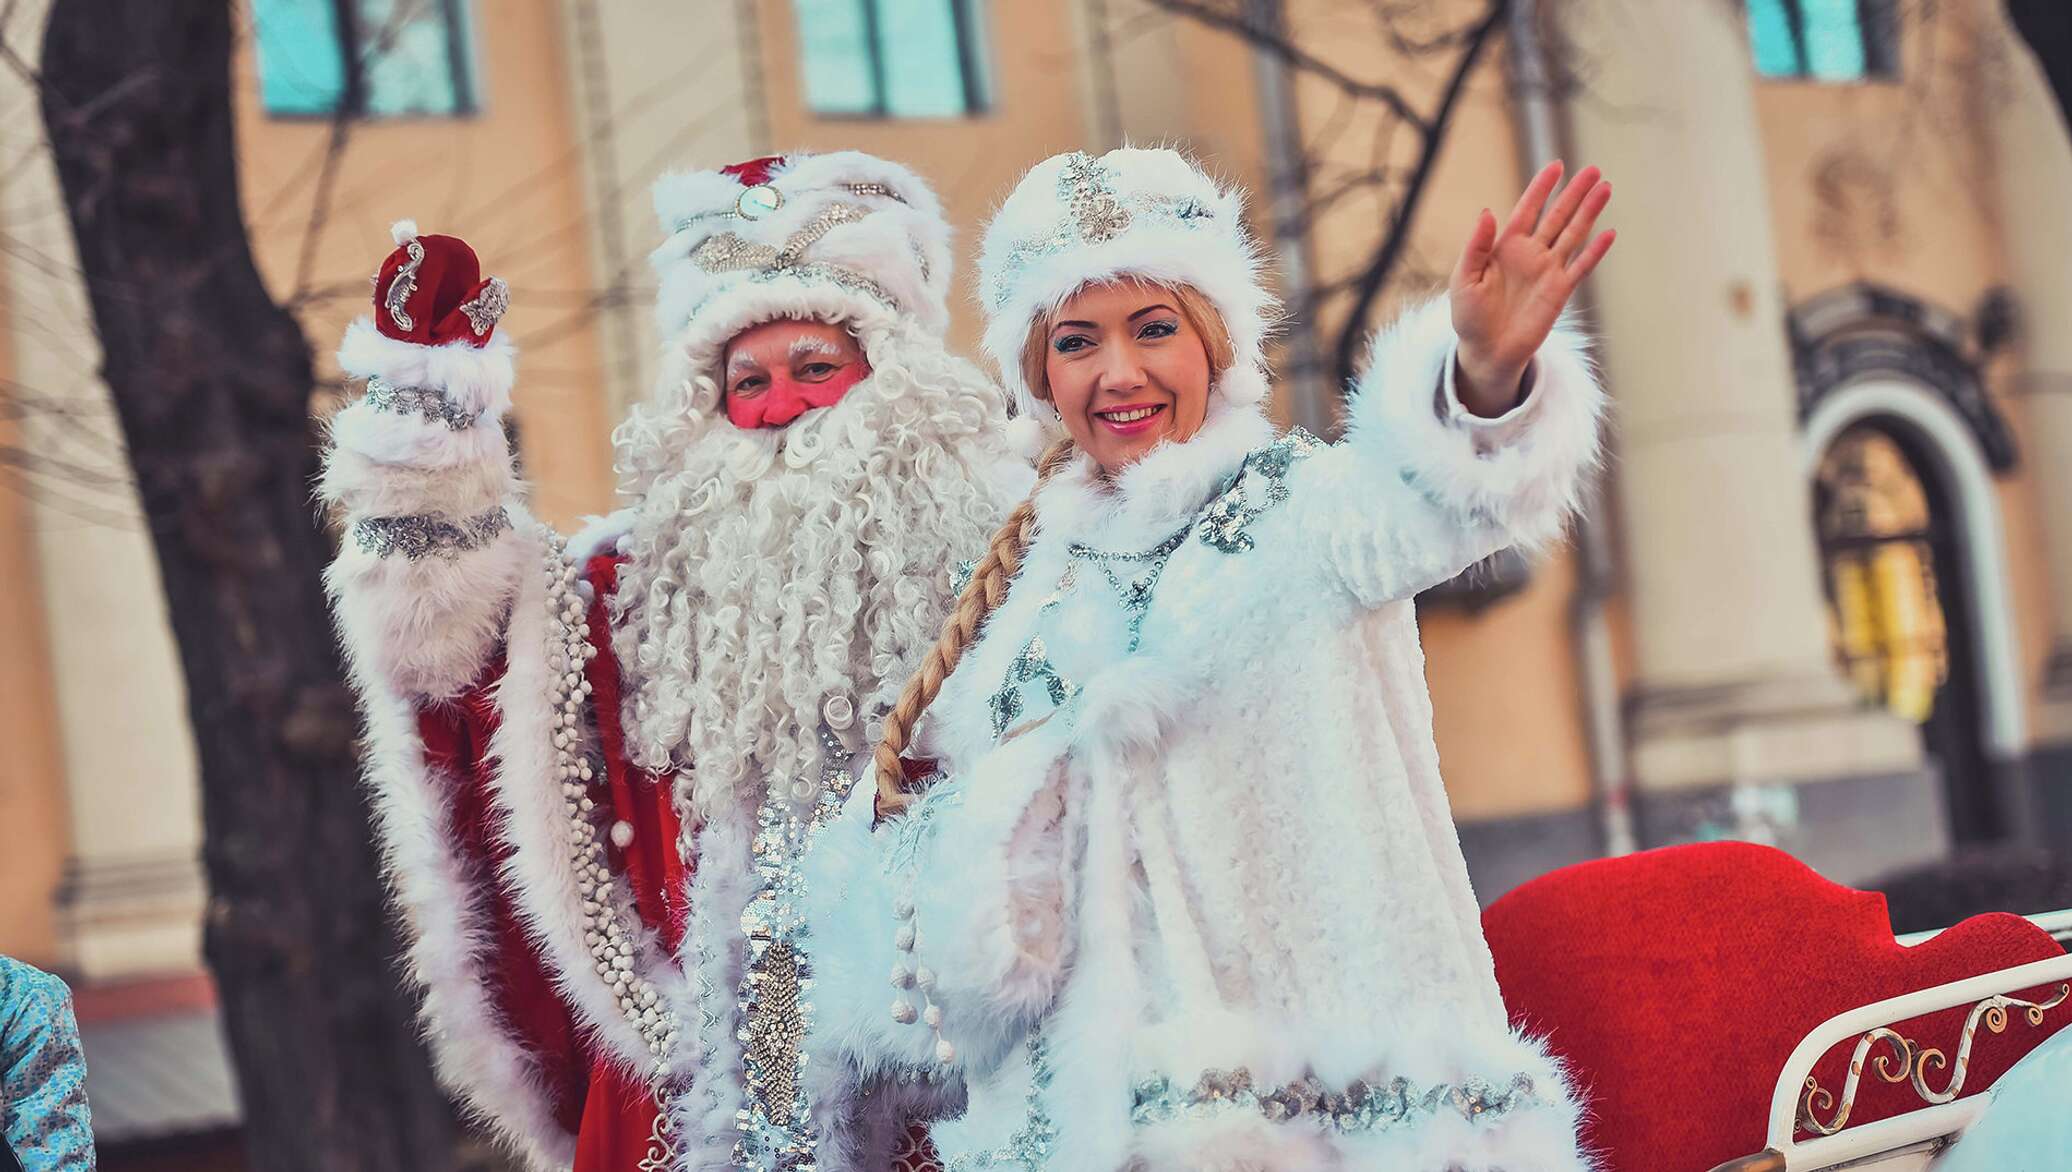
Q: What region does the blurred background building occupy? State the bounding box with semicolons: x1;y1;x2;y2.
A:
1;0;2069;1164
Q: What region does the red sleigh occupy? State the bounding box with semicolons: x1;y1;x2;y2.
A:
1484;841;2072;1171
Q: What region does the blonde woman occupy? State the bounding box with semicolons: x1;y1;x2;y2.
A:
803;148;1613;1170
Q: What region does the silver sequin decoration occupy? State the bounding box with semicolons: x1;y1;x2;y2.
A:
1198;428;1321;554
688;202;899;317
363;377;480;431
732;727;852;1170
1068;525;1190;653
384;237;426;332
351;506;510;560
458;276;509;336
1131;1066;1540;1135
944;1030;1058;1170
988;635;1081;740
674;181;908;233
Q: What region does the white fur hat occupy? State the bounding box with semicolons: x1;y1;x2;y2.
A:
978;147;1276;419
648;151;954;412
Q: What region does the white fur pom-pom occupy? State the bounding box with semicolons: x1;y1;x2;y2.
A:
1002;414;1048;460
391;219;420;246
609;820;635;848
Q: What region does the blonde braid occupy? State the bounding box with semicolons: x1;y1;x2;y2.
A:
874;437;1078;813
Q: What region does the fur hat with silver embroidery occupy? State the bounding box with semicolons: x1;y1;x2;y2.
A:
978;147;1277;421
647;151;954;413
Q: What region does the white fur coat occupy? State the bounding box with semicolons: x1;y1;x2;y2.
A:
805;298;1605;1171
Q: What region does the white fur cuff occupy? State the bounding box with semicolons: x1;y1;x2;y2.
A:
1346;298;1604;554
338;319;516;418
325;519;532;700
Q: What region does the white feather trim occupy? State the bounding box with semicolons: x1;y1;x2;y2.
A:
323;515;529;701
339;563;575;1169
1345;297;1605;556
317;433;512;520
667;810;759;1168
337;319;516;418
565;508;635;568
651;281;905;418
323;401;512;478
481;524;688;1073
392;219;419;245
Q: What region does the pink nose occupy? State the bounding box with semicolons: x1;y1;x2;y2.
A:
763;395;809;427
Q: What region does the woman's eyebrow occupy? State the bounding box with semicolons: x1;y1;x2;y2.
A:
1052;319;1098;331
1127;303;1177;322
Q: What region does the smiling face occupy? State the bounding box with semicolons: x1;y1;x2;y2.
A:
721;318;872;430
1035;280;1222;474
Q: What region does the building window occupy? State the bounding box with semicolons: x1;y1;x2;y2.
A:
1747;0;1898;81
254;0;479;118
794;0;992;118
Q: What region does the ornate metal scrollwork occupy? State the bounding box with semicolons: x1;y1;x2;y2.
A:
1799;983;2070;1136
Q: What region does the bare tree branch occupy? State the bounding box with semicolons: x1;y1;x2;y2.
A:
1146;0;1428;129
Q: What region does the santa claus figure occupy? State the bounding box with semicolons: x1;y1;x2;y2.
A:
318;153;1028;1171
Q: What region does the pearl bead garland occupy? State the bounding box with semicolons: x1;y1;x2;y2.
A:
889;881;954;1065
542;542;681;1066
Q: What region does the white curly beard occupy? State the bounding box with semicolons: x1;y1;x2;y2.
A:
610;315;1018;822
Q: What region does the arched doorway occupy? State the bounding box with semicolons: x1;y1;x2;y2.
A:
1813;422;1991;839
1803;382;2026;846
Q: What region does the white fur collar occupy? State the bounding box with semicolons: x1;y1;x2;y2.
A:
1033;399;1276;551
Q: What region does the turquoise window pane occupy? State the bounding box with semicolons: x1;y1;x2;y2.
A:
1747;0;1804;78
359;0;471;116
254;0;347;115
880;0;966;118
1802;0;1869;80
797;0;880;115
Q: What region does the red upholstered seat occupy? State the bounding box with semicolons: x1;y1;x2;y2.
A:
1482;842;2067;1171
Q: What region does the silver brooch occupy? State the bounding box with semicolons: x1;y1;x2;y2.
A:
384;237;426;333
737;183;783;220
457;277;509;336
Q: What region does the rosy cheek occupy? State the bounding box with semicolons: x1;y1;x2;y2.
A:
804;365;869;407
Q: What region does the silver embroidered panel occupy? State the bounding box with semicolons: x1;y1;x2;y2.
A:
944;1031;1057;1171
363;377;481;431
1131;1067;1541;1135
732;727;851;1170
1198;428;1321;553
351;506;510;560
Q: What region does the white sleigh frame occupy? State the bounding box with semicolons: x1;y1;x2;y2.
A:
1708;910;2072;1172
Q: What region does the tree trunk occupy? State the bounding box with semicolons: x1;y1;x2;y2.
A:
37;3;463;1168
2009;0;2072;125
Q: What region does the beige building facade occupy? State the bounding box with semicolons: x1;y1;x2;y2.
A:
5;0;2071;1003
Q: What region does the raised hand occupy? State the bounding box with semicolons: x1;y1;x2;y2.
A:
1449;161;1615;416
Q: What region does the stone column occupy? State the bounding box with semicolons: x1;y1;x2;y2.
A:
1983;17;2072;745
1554;0;1929;879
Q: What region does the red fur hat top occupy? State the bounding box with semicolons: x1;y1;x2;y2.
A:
372;220;509;348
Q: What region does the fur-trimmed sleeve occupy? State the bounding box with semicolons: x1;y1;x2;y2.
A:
1291;296;1605;609
320;320;530;699
805;717;1080;1089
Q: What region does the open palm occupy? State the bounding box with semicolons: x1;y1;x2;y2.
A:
1450;161;1615;412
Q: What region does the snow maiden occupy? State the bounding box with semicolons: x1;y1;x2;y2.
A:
804;147;1615;1170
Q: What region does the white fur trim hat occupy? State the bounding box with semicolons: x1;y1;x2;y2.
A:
648;151;954;412
978;147;1276;420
